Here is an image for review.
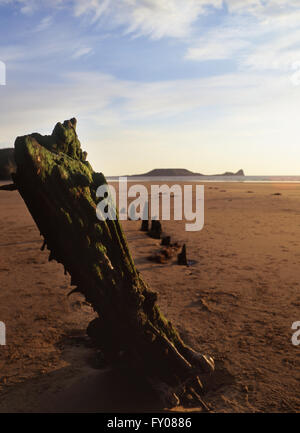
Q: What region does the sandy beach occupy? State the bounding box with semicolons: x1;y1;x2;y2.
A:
0;181;299;412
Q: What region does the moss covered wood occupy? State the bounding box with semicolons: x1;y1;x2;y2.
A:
11;118;214;409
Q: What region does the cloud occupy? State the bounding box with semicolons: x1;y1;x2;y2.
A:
0;27;94;66
225;0;299;16
35;16;53;31
244;29;300;71
71;0;300;72
0;67;296;133
184;1;300;76
0;65;299;175
1;1;299;42
0;0;63;14
71;46;93;59
0;0;223;39
185;33;250;61
72;0;222;39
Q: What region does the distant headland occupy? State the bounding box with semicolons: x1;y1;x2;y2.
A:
127;168;245;177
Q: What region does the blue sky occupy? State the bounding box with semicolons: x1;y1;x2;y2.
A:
0;0;300;175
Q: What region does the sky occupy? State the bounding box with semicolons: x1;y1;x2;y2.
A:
0;0;300;175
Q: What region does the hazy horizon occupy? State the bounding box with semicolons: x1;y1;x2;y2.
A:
1;1;300;176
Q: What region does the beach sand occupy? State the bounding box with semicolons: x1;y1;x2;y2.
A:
0;181;299;412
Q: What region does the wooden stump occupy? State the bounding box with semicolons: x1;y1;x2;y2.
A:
10;118;215;409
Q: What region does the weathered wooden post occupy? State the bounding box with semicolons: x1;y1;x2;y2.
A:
7;118;214;409
148;220;162;239
178;244;188;266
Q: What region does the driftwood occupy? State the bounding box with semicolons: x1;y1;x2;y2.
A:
9;118;214;409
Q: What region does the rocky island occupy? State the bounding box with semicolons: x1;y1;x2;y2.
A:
128;168;245;177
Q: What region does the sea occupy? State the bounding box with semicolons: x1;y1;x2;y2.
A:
107;176;300;183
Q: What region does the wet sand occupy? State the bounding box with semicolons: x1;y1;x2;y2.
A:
0;182;299;412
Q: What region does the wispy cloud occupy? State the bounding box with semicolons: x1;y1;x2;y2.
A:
1;1;299;43
71;46;93;59
34;15;53;31
225;0;299;16
185;1;300;76
0;0;64;15
0;67;297;172
72;0;223;39
0;68;298;136
185;32;250;61
3;0;300;72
